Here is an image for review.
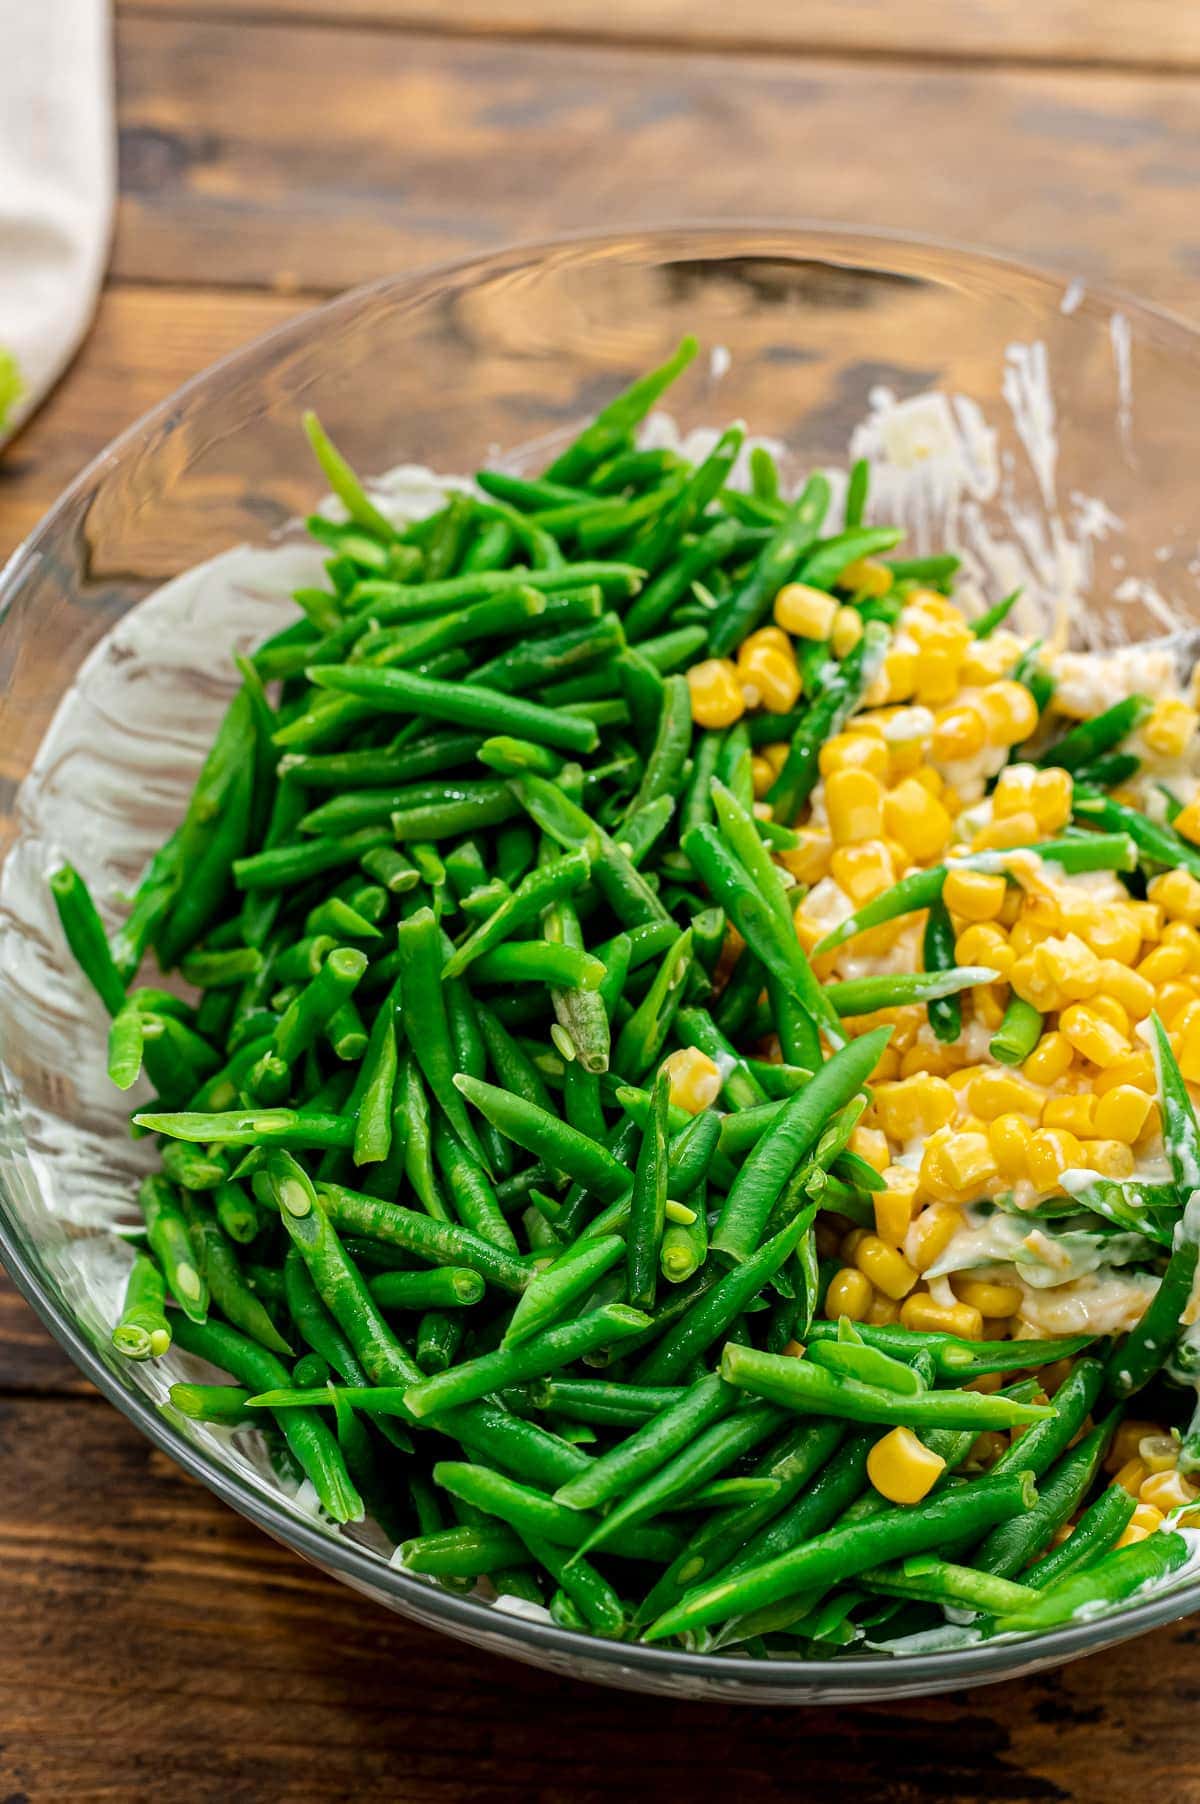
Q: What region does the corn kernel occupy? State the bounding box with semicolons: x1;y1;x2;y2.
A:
969;1069;1043;1123
1114;1457;1149;1496
1042;1093;1098;1136
1140;1469;1198;1512
830;841;896;906
962;632;1023;685
1138;943;1189;984
1130;1503;1166;1535
1096;959;1155;1020
964;1372;1005;1395
907;1202;963;1271
819;732;889;780
941;869;1005;924
1026;1128;1084;1193
899;1295;984;1339
1023;1032;1074;1085
1029;767;1074;834
831;605;864;658
874;1075;958;1141
1059;1003;1130;1069
838;556;893;598
874;1167;919;1246
751;755;775;798
978;681;1040;746
1164;920;1200;973
932;703;987;763
875;650;919;706
973;810;1040;853
660;1046;723;1115
759;740;789;778
1177;1016;1200;1084
1143;697;1198;758
826;767;886;846
777;827;832;886
867;1426;946;1504
1086;1139;1136;1178
739;625;791;659
687;658;745;729
851;1126;890;1174
865;1293;902;1326
854;1234;919;1300
966;1431;1009;1470
988;1113;1034;1181
739;643;801;714
1116;1522;1153;1548
775;582;837;640
1107;1420;1165;1474
920;1129;998;1202
955;923;1014;980
992;766;1037;818
1094;1084;1154;1144
1149;869;1200;927
913;648;963;708
1139;1434;1181;1474
1093;1051;1157;1096
824;1266;874;1322
954;1277;1024;1318
1076;909;1143;967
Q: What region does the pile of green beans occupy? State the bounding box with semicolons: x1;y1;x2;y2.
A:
49;338;1200;1659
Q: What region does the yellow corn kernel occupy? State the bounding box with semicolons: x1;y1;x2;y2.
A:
1116;1522;1154;1548
964;1371;1004;1395
1149;869;1200;927
660;1046;723;1116
1093;1051;1157;1096
826;767;886;846
740;644;801;715
1140;1469;1198;1513
874;1167;919;1246
1026;1128;1084;1193
954;923;1014;981
966;1431;1009;1471
991;766;1037;819
1075;909;1143;968
874;1075;958;1141
1114;1457;1150;1496
851;1126;891;1174
1086;1139;1137;1178
751;755;775;798
1176;1016;1200;1085
1093;1084;1154;1145
969;1069;1043;1123
774;582;837;640
1138;944;1189;985
1164;921;1200;973
1008;913;1058;959
899;1295;984;1340
841;1227;869;1259
831;605;864;659
687;658;745;729
853;1234;919;1301
972;810;1040;854
1023;1031;1074;1086
898;1040;963;1079
920;1129;998;1203
823;1265;874;1322
907;1201;963;1271
1059;1003;1130;1069
865;1293;902;1326
961;631;1023;685
941;869;1006;924
954;1277;1024;1318
1106;1421;1165;1474
819;731;889;780
1041;1093;1098;1137
874;649;919;706
1143;697;1198;758
838;556;893;598
830;840;896;906
1139;1434;1181;1474
913;649;963;709
988;1113;1034;1181
1128;1503;1167;1538
932;703;987;763
978;681;1040;747
777;827;832;886
1039;934;1104;1003
760;739;790;778
1096;959;1156;1021
867;1426;946;1505
1157;982;1198;1031
1029;767;1074;834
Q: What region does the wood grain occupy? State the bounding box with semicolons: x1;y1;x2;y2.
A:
113;16;1200;312
0;1385;1196;1803
124;0;1200;73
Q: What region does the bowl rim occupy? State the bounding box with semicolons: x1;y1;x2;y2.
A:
4;220;1200;1692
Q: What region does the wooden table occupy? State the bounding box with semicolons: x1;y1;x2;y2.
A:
5;4;1200;1795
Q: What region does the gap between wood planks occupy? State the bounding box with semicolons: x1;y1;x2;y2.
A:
114;0;1200;79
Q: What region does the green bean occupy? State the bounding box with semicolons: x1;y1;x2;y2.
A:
712;1027;890;1265
858;1555;1035;1617
442;850;590;979
766;621;888;823
179;946;263;988
432;1461;679;1565
472;941;606;992
395;1056;448;1221
973;1413;1116;1578
800;1318;1095;1379
433;1118;518;1254
404;1303;651;1419
185;1203;293;1356
353;989;400;1166
395;908;489;1169
922;895;961;1044
709;477;832;656
520;1531;626;1636
825;966;997;1017
360;845;421;893
416;1311;463;1375
994;1531;1189;1634
283;1248;370;1386
139;1174;208;1322
991;993;1044;1066
721;1343;1053;1430
1073;787;1200;880
1023;1482;1136;1590
555;1372;734;1513
307;660;599;757
454;1074;630;1203
504;1235;625;1349
49;864;127;1015
544;336;698;485
172;1313;363;1522
326;1000;370;1062
625;518;750;642
213;1180;258;1246
112;1254;172;1359
369;1267;484;1310
1038;696;1152;773
399;1522;526;1579
808;1323;925;1397
626;1067;669;1309
970;588;1020;638
614;928;694;1081
643;1469;1035;1642
273;947;367;1067
233;826;391;892
159;1139;226;1193
989;1359;1104;1481
168;1382;254;1425
317;1181;532;1293
302;412;396;539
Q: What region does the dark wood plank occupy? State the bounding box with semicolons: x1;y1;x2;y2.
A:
123;0;1200;72
0;1394;1198;1802
112;15;1200;313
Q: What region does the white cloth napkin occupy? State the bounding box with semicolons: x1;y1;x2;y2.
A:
0;2;113;445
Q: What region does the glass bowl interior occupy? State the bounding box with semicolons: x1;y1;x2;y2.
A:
3;225;1200;1702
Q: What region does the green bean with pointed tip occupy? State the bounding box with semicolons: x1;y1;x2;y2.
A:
543;336;698;484
503;1235;625;1350
139;1174;208;1322
404;1303;651;1419
432;1460;680;1565
454;1074;630;1204
112;1254;172;1360
317;1181;532;1293
49;864;127;1015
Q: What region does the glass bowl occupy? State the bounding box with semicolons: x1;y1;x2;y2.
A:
3;225;1200;1703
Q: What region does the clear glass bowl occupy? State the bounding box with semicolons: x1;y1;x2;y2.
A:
3;226;1200;1703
